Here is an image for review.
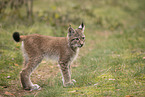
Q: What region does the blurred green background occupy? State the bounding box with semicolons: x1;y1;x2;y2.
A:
0;0;145;96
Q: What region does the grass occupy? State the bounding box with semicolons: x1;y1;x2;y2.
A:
0;0;145;96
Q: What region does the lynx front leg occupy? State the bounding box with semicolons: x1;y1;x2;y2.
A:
20;57;42;90
59;61;74;87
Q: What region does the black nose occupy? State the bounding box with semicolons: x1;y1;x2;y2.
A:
80;44;83;47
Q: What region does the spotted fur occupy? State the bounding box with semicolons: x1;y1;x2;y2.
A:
13;23;85;90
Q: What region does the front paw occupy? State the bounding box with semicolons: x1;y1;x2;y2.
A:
63;82;74;87
72;79;76;83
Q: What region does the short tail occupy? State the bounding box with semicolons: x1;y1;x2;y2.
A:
13;32;20;42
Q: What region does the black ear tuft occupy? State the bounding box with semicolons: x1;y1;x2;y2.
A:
13;32;20;42
78;22;84;29
69;24;71;28
81;22;84;28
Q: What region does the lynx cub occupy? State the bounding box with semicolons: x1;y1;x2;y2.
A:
13;23;85;90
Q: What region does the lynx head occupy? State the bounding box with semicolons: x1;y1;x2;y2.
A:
67;23;85;48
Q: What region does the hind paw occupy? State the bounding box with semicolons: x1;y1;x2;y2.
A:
24;84;41;91
30;84;41;91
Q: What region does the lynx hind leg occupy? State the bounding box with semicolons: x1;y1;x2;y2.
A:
20;56;42;90
59;61;74;87
22;42;29;67
22;53;29;67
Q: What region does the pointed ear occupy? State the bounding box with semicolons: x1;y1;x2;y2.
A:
78;22;85;33
68;25;75;36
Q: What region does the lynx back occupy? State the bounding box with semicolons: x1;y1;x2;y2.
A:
13;23;85;90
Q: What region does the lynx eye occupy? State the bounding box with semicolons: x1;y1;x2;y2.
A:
71;39;75;41
71;38;79;41
82;37;85;40
71;37;79;41
75;38;79;40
